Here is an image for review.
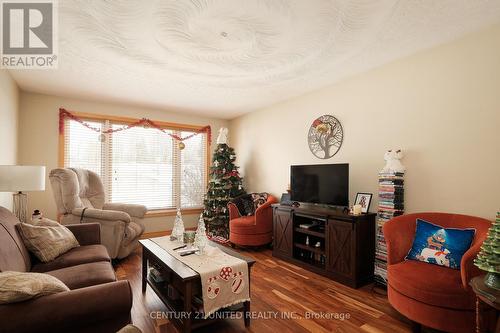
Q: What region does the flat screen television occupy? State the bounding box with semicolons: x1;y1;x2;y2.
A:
291;164;349;206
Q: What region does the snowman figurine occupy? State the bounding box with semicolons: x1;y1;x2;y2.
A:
381;149;405;173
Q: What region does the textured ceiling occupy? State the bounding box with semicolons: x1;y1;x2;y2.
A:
8;0;500;119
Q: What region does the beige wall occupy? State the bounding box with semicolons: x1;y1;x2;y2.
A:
18;92;228;232
229;24;500;220
0;70;19;210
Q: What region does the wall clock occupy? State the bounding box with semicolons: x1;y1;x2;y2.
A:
308;115;344;159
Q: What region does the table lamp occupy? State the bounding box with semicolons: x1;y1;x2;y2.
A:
0;165;46;223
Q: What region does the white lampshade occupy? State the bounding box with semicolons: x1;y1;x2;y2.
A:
0;165;46;192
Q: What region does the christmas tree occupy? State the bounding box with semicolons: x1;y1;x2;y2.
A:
203;128;245;239
474;212;500;289
194;214;209;255
171;208;185;243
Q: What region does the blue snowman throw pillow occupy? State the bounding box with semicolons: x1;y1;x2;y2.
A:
405;219;475;270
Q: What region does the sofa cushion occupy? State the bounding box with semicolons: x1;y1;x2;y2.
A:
388;260;475;310
17;222;79;263
231;193;269;216
230;216;271;234
0;207;31;272
31;245;110;273
46;261;116;290
406;219;475;270
0;271;69;304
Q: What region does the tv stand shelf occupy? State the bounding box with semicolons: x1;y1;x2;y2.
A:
294;227;325;238
272;204;376;288
294;243;325;254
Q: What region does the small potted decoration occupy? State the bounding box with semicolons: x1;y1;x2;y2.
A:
474;212;500;289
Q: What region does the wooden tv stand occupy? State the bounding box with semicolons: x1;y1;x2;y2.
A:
272;204;376;288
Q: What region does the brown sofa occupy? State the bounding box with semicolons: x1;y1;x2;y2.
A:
0;206;133;333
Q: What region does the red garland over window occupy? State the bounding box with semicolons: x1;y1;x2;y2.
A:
58;108;211;144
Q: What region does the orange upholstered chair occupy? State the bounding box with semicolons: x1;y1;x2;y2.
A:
228;195;278;246
383;212;491;333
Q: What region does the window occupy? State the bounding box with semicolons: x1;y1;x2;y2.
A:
62;114;208;212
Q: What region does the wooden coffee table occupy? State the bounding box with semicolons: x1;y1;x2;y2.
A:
140;239;255;333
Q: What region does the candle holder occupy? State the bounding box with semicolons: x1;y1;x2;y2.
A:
183;231;196;248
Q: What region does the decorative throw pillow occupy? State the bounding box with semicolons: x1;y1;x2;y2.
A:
18;219;79;263
31;217;60;227
0;271;69;304
406;219;475;269
231;193;269;216
116;324;142;333
231;194;255;216
251;192;269;211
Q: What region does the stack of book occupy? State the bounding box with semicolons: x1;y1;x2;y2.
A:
374;171;405;286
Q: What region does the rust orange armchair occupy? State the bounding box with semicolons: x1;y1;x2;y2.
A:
228;195;278;246
383;212;491;333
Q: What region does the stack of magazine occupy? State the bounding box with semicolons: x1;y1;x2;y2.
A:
149;267;165;283
374;171;404;286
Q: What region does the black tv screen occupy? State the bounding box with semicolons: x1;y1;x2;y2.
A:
291;164;349;206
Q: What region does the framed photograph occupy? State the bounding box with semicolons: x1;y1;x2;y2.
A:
354;193;373;213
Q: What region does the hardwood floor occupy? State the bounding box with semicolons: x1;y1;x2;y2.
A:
114;237;436;333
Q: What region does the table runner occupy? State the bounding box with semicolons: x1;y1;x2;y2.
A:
152;236;250;318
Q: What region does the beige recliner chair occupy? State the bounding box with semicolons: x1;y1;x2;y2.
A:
49;168;146;259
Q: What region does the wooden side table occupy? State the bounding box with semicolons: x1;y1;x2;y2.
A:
470;276;500;333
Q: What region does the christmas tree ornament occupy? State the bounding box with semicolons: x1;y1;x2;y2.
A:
474;212;500;289
171;208;185;243
194;214;209;255
179;142;185;150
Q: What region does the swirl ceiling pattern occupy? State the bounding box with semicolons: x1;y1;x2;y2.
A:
8;0;500;118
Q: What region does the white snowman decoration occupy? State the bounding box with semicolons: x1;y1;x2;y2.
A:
419;248;451;267
381;149;405;173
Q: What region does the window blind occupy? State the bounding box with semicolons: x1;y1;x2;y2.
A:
180;131;207;208
64;119;104;177
63;117;207;210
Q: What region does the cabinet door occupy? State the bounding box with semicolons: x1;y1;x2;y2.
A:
326;219;355;279
273;208;293;257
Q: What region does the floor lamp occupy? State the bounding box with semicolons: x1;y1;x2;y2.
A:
0;165;46;223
